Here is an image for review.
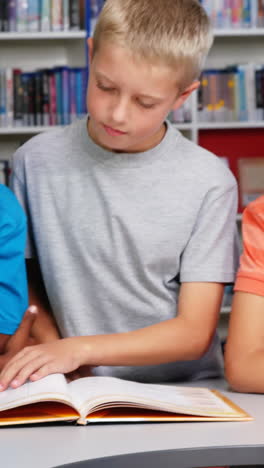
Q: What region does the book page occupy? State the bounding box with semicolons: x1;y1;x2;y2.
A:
0;374;72;412
69;376;240;418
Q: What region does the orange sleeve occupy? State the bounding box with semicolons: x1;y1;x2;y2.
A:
234;196;264;297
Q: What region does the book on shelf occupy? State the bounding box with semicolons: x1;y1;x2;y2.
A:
0;0;85;33
238;157;264;207
0;373;252;426
200;0;264;29
0;66;88;128
198;64;264;123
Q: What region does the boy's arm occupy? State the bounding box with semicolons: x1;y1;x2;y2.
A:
0;282;224;388
225;291;264;393
26;259;60;343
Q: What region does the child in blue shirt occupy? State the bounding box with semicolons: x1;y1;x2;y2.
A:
0;184;29;353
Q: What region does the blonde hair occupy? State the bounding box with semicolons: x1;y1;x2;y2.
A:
93;0;213;90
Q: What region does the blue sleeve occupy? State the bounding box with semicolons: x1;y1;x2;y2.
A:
0;186;28;335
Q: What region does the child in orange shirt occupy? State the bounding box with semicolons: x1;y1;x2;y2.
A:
225;195;264;393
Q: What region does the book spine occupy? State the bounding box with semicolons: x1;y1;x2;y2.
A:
41;70;50;126
242;0;251;28
35;71;42;126
84;0;91;35
27;0;40;31
54;68;62;125
40;0;51;31
255;67;264;121
13;68;23;126
8;0;17;32
6;68;13;127
69;68;77;122
51;0;63;31
74;68;82;117
17;0;28;32
49;70;57;125
27;72;36;126
0;70;6;126
21;72;29;125
62;67;70;125
63;0;70;30
69;0;80;30
0;0;9;31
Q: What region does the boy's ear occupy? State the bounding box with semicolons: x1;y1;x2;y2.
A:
87;37;94;63
172;80;200;110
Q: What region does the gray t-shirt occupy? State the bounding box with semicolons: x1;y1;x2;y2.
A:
12;118;238;382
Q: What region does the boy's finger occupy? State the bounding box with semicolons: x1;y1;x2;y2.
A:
7;306;38;353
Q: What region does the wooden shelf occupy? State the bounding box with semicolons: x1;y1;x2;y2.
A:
214;28;264;37
0;126;63;135
0;31;86;40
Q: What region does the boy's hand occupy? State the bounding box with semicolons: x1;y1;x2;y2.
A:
0;337;86;391
0;305;37;371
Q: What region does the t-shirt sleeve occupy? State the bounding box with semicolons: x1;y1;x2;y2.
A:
234;196;264;297
0;188;29;334
180;182;239;283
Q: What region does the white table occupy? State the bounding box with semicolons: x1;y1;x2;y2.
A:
1;379;264;468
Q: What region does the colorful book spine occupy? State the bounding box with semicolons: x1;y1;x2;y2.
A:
61;67;70;124
13;69;23;126
69;0;80;30
8;0;17;32
51;0;63;31
63;0;70;30
27;0;40;31
41;69;50;126
40;0;51;31
17;0;28;32
49;70;57;125
0;70;6;126
0;0;8;32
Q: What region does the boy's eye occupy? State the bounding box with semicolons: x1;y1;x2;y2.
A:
96;82;115;92
137;101;156;109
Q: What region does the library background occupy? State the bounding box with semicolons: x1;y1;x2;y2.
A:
0;0;263;340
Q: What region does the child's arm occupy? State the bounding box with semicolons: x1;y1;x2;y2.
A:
26;259;60;344
0;282;223;389
225;291;264;393
225;197;264;393
0;307;37;370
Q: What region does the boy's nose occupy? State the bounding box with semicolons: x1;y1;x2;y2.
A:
111;98;129;124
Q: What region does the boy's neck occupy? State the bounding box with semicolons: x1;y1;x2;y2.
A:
86;118;167;154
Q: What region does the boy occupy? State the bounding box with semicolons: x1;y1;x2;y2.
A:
225;196;264;393
0;0;238;390
0;184;31;362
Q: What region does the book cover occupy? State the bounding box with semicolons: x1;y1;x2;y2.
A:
0;374;253;426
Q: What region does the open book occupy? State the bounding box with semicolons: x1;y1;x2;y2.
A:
0;374;252;426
